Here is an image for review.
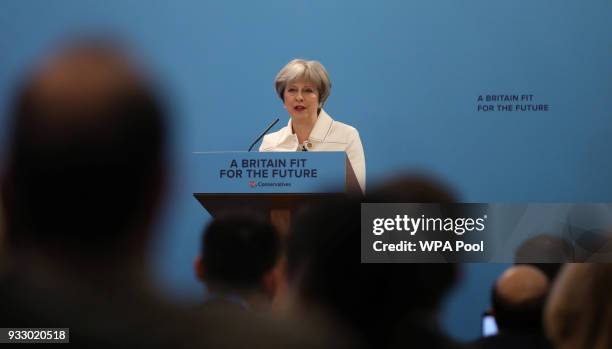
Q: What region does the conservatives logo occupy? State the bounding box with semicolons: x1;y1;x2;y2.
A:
247;181;291;188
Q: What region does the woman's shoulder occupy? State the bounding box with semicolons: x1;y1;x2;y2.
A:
316;110;358;141
327;117;360;143
331;119;359;133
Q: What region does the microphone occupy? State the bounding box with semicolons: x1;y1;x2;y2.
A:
248;118;280;151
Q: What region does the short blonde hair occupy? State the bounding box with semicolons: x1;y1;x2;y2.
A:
274;59;331;112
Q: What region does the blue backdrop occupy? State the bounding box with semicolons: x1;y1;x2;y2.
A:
1;0;611;340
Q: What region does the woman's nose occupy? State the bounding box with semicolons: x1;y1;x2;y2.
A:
296;92;304;101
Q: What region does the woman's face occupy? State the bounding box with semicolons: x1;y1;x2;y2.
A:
283;80;319;122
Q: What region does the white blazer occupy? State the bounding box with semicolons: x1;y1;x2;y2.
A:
259;109;366;193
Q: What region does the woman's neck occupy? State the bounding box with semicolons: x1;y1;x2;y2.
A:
291;114;317;144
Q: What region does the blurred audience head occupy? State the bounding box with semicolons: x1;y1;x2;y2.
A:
1;40;167;260
565;205;612;262
287;174;460;348
195;216;281;300
514;234;573;280
545;264;612;349
492;265;549;332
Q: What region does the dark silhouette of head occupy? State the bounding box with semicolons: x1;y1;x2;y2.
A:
196;216;281;296
287;175;460;348
545;264;612;349
492;265;549;333
2;41;167;260
514;234;573;281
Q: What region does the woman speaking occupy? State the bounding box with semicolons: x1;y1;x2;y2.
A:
260;59;366;192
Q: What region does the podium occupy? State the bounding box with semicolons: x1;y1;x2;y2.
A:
193;151;360;234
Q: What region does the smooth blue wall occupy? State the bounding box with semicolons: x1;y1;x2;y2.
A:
1;0;611;341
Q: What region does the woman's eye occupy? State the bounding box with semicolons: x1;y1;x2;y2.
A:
287;88;297;93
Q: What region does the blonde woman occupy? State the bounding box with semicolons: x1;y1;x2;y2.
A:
260;59;366;193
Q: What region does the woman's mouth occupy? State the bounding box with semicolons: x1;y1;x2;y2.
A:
294;106;306;111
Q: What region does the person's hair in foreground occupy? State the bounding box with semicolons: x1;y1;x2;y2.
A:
0;40;174;346
514;233;573;282
286;175;462;349
491;265;550;332
2;41;167;259
195;216;281;309
545;264;612;349
471;265;553;349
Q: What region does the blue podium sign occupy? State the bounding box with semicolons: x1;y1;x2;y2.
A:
193;151;350;194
